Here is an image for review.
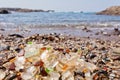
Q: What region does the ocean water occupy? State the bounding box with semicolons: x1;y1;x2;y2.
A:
0;12;120;27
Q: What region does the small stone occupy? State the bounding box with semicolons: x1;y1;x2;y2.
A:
103;32;108;35
113;47;120;54
0;29;5;31
110;73;115;77
9;62;16;70
114;28;119;32
89;54;97;59
0;43;8;51
9;34;24;38
34;60;44;66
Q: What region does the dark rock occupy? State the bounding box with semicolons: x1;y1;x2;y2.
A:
9;34;24;38
98;60;105;65
0;29;5;31
82;27;87;30
7;74;17;80
15;48;21;53
0;66;6;71
19;69;24;72
82;27;91;32
100;47;106;51
89;54;97;59
113;28;120;35
40;66;48;76
0;10;10;14
0;8;54;13
6;46;11;50
113;56;120;61
114;28;119;32
73;48;78;52
93;70;109;80
74;71;85;78
98;70;108;76
95;32;99;35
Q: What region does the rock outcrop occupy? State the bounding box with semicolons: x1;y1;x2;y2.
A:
97;6;120;15
0;10;10;14
0;8;54;13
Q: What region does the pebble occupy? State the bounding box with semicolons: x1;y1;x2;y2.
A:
109;73;115;77
113;47;120;54
0;33;120;80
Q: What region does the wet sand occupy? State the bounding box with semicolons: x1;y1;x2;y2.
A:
0;24;120;41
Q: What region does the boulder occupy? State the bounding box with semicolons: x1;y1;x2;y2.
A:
0;10;10;14
96;6;120;15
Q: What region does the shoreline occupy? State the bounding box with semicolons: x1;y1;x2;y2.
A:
0;24;120;41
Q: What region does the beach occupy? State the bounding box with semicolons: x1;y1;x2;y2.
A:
0;0;120;78
0;23;120;80
0;10;120;80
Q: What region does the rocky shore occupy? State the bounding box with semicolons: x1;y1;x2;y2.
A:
0;10;10;14
97;6;120;15
0;25;120;80
0;8;54;13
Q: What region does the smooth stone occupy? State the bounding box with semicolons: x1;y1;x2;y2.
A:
9;34;24;38
0;43;8;51
113;47;120;54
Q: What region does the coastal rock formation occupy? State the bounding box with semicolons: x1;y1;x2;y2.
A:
0;10;10;14
97;6;120;15
0;8;54;13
